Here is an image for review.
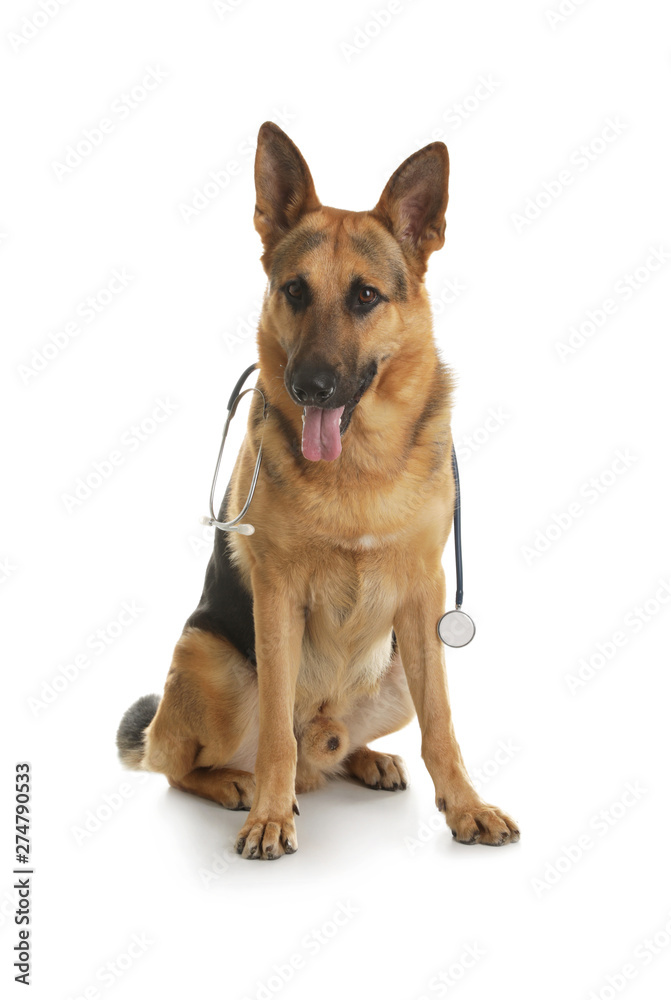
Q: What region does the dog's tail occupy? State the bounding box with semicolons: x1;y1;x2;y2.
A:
116;694;160;769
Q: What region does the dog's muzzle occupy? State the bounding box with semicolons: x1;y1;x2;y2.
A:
287;360;378;463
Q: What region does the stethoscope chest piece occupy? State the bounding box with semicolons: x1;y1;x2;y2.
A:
437;610;476;648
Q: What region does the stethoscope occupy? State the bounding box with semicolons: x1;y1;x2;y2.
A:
201;363;476;648
437;448;477;648
200;363;268;537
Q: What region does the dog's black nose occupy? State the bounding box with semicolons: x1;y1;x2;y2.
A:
291;366;337;406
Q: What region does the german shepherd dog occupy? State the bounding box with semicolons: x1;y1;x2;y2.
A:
116;123;519;859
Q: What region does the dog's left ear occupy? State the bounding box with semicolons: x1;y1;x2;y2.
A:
254;122;321;255
372;142;449;271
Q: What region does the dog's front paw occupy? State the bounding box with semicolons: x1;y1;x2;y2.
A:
438;796;520;846
235;805;298;860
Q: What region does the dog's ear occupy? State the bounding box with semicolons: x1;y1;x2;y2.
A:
372;142;449;270
254;122;321;254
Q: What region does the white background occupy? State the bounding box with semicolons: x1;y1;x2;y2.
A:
2;1;671;998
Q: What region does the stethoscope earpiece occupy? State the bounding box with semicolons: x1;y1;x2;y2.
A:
199;515;255;536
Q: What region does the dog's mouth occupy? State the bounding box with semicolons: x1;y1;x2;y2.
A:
300;363;377;463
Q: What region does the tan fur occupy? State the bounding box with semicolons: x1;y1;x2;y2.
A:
123;124;519;858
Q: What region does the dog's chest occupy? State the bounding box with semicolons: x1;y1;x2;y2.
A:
296;545;399;710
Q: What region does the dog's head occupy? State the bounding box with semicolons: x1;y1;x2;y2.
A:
254;122;449;462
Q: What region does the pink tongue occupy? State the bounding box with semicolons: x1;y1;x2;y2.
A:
302;406;345;462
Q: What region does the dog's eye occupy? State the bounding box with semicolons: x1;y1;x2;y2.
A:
285;281;303;300
358;287;378;305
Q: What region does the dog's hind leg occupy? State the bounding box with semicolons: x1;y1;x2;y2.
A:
343;647;415;791
168;768;255;810
117;627;259;808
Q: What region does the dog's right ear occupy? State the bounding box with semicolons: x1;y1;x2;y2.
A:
253;122;321;254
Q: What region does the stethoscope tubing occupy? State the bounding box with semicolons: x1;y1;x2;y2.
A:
202;364;467;615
